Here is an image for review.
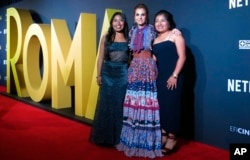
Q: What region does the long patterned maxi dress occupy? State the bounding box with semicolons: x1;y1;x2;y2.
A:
116;24;163;158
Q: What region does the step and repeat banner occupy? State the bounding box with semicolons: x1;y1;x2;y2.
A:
0;0;249;150
161;0;250;149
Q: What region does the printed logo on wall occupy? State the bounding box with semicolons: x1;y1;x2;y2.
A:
227;79;250;93
229;0;249;9
239;40;250;49
230;125;250;136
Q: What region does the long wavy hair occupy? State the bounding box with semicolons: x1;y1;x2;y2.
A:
104;12;128;57
105;12;129;44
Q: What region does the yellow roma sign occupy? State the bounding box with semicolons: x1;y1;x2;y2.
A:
6;7;121;120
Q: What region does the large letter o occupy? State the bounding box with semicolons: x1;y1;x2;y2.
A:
23;24;51;102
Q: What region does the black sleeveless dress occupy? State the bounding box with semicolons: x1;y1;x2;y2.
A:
152;40;183;134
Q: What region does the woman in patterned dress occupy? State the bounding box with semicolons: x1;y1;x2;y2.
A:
116;3;163;158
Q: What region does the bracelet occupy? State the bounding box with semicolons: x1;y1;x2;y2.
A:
172;74;178;79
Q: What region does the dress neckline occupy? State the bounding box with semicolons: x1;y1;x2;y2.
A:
113;41;127;43
154;40;174;46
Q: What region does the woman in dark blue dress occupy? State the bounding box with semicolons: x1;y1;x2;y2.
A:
89;12;129;147
152;10;186;155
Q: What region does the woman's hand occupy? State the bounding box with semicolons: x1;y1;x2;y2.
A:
172;28;181;36
166;76;177;90
152;54;157;61
96;76;102;86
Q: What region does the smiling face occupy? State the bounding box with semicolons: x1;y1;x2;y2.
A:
112;14;125;32
134;8;147;27
154;14;170;33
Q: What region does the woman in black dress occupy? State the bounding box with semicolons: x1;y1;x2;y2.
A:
152;10;186;155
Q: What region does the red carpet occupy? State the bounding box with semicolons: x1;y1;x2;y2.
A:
0;85;229;160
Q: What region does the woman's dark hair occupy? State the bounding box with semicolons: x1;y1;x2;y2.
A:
104;12;128;58
134;3;149;25
154;10;176;30
106;12;128;43
104;12;128;59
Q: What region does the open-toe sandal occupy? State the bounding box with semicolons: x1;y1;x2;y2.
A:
162;134;177;155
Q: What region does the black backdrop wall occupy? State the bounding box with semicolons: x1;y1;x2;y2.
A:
0;0;249;150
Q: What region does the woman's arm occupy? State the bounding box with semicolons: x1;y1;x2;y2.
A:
167;33;186;90
172;33;186;78
96;34;106;85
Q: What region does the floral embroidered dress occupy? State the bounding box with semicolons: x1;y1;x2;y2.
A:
116;24;163;158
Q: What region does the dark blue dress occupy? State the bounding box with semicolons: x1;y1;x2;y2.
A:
90;42;129;146
153;40;183;134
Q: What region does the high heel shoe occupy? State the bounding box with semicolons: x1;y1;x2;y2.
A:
162;134;177;155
